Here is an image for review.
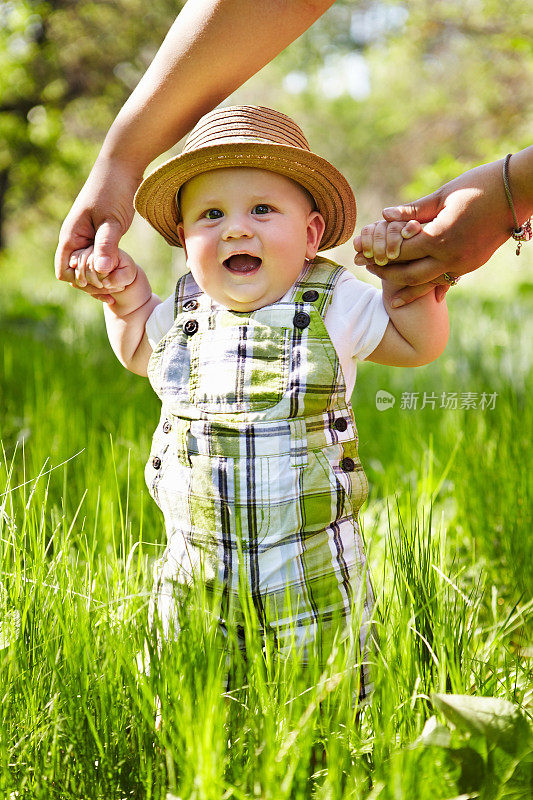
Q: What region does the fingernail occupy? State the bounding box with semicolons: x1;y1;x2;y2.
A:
363;251;373;259
391;298;405;308
375;258;389;267
387;249;400;260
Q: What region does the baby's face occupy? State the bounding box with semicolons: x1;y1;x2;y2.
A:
177;167;325;311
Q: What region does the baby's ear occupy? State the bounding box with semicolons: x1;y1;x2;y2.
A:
177;223;187;252
305;212;326;259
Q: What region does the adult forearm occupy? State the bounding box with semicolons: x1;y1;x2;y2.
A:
55;0;335;276
99;0;336;172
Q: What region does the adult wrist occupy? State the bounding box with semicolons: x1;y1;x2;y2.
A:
508;147;533;225
97;116;153;180
92;146;146;185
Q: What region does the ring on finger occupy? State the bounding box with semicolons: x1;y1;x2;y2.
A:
442;272;460;286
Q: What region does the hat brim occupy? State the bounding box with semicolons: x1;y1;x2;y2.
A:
134;142;356;251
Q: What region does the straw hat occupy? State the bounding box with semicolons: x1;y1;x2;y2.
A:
134;105;356;251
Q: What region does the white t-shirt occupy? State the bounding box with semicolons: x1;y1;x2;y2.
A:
145;270;389;399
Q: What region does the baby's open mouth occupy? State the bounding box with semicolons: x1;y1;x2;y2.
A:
223;254;262;274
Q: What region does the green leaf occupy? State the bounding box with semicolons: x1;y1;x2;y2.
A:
432;694;533;756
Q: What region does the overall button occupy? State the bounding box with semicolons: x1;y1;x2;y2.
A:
302;289;319;302
293;311;311;329
340;457;355;472
152;456;162;470
333;418;348;432
183;319;199;336
162;420;172;433
183;299;199;311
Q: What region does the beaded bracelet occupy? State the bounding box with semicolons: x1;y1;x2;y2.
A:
503;154;532;255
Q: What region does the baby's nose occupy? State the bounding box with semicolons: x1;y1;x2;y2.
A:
221;214;253;240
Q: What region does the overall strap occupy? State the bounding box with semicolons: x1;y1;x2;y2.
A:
174;271;204;318
289;256;346;318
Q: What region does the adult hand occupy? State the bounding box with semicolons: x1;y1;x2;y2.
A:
55;156;142;290
354;158;513;305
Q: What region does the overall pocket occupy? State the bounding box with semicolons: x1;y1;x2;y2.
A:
314;441;368;518
189;323;290;413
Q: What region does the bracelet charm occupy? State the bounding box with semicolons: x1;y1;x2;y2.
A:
511;219;532;256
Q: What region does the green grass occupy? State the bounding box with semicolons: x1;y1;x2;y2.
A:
0;287;532;798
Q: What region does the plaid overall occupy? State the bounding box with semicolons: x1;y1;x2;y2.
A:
146;257;373;693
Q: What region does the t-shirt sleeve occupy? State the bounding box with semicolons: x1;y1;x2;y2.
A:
326;270;390;362
145;294;175;350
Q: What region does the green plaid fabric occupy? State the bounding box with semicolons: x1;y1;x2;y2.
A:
146;257;374;695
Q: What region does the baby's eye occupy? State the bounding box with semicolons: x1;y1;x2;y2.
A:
204;208;224;220
252;204;272;215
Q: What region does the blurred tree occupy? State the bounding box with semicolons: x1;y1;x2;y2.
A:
243;0;533;217
0;0;182;249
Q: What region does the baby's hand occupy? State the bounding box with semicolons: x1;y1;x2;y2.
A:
68;246;137;304
353;219;422;267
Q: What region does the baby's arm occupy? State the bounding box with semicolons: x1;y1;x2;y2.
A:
104;265;161;377
367;279;449;366
356;220;449;366
70;247;160;376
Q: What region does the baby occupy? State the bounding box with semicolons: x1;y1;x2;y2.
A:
69;106;448;700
